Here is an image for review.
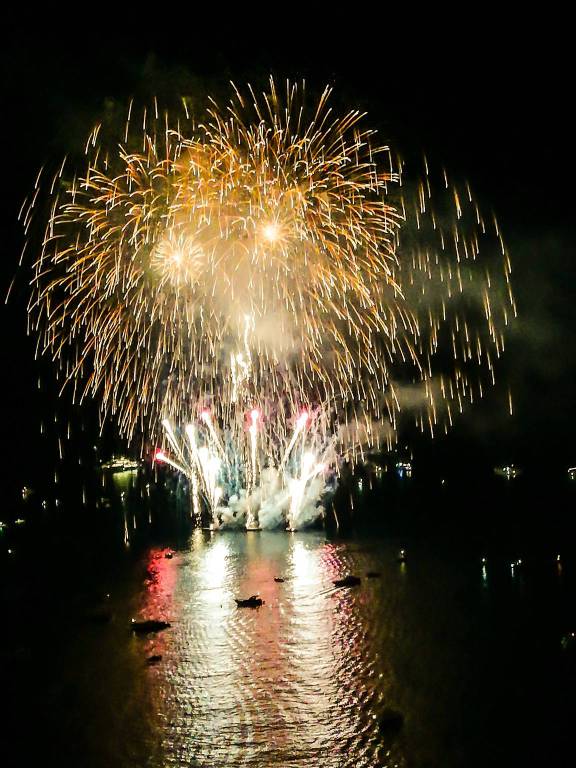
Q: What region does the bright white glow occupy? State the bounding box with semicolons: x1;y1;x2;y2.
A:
302;452;315;475
262;222;280;242
159;411;332;532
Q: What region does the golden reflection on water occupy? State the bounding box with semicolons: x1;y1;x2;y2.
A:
201;537;230;592
142;532;402;768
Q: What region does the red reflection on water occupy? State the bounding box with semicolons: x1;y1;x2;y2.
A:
138;548;178;657
237;552;296;755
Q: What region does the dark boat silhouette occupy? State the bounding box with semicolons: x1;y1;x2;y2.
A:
333;575;361;587
274;577;285;583
235;595;264;608
130;619;171;634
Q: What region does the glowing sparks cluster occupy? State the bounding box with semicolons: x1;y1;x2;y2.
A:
25;79;515;460
157;408;331;530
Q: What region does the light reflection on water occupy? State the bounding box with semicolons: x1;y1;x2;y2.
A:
3;519;573;767
137;532;403;767
92;525;576;768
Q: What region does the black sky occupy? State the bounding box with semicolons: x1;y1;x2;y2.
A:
1;18;574;482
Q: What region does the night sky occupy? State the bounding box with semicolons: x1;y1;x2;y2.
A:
1;20;573;489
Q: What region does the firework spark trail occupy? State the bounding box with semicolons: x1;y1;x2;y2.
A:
280;411;309;471
157;409;335;530
25;78;515;492
29;81;404;442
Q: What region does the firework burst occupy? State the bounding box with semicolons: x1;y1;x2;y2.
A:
24;78;514;462
156;405;335;530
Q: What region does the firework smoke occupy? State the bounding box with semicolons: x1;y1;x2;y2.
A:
23;78;515;527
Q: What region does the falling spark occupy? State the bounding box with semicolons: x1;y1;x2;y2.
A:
23;78;514;479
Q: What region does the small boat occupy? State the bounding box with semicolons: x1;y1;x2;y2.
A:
235;595;264;608
274;577;285;583
333;575;361;588
130;619;171;634
397;549;407;563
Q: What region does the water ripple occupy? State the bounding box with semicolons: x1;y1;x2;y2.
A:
136;532;405;767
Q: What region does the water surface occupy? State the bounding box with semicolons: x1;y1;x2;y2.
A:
2;521;574;767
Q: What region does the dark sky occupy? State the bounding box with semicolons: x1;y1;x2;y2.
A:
1;19;573;481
